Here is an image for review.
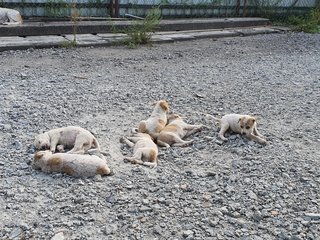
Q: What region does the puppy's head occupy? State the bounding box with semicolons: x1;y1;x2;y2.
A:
32;150;52;169
167;114;181;123
34;133;50;150
153;100;169;113
238;116;256;135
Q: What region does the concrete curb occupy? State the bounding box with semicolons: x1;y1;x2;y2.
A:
0;26;287;52
0;18;271;37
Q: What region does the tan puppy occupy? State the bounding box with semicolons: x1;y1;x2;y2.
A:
0;8;23;25
157;114;203;148
138;100;169;140
34;126;101;154
207;114;267;144
120;133;158;168
33;150;113;177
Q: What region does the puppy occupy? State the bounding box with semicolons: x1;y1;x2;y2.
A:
34;126;101;154
0;8;23;25
33;150;113;177
120;132;158;168
207;114;267;144
138;100;169;140
157;114;203;148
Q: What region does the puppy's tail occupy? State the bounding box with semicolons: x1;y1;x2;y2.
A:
205;114;221;124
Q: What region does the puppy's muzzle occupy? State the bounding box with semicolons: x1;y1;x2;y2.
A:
41;144;50;150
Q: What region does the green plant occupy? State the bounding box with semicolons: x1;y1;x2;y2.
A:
287;8;320;33
60;40;77;48
115;6;162;48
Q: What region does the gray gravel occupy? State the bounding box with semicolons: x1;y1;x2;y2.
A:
0;32;319;240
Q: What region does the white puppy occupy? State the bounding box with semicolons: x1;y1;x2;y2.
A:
120;132;158;168
34;126;101;154
157;114;203;148
0;8;23;25
33;150;113;177
207;114;267;144
138;100;169;140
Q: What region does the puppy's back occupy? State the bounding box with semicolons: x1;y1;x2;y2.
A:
42;153;111;177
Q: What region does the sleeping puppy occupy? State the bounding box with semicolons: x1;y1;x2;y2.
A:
207;114;267;144
138;100;169;140
33;150;113;177
157;114;203;148
120;132;158;168
0;8;23;25
34;126;101;154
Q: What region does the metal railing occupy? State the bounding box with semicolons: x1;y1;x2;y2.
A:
0;0;317;19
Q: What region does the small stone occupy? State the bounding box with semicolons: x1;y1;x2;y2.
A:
139;206;152;212
51;232;65;240
215;139;224;145
3;124;11;130
183;230;194;238
94;174;103;182
229;135;237;140
153;225;162;235
304;213;320;220
12;140;22;150
248;191;258;200
9;227;25;240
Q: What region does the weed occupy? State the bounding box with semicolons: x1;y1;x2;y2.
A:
287;8;320;33
113;6;161;48
60;40;77;48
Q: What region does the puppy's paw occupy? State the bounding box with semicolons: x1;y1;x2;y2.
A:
119;137;126;144
259;139;267;145
130;159;138;164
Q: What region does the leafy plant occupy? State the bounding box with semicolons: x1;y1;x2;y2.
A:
287;8;320;33
115;6;162;48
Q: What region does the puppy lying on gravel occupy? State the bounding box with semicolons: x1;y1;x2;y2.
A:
207;114;267;144
120;133;158;168
138;100;169;140
0;8;23;25
157;114;203;148
33;150;113;177
34;126;101;154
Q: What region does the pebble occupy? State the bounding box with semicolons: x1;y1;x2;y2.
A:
51;232;65;240
183;230;194;238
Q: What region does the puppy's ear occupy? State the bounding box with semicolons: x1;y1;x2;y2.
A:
160;100;169;112
34;151;45;160
247;118;256;127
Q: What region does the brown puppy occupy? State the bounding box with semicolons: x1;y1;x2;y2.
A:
34;126;101;154
157;114;203;148
138;100;169;140
120;133;158;168
207;114;267;144
33;150;113;177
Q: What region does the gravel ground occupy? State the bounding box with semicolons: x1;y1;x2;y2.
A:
0;32;319;240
